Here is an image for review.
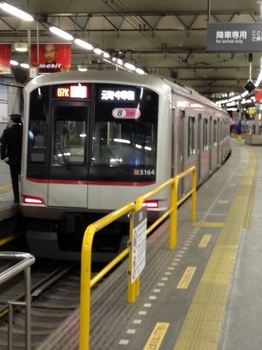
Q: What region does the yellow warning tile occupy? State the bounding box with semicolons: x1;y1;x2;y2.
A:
173;146;257;350
192;222;224;228
198;235;211;248
177;267;196;289
143;322;169;350
217;200;228;204
0;185;12;193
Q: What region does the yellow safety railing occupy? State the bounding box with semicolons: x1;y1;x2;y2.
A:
79;166;196;350
129;166;196;302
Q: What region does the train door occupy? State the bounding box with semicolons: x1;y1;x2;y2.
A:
178;109;185;196
178;110;185;174
217;118;221;165
47;102;90;207
171;106;176;177
209;116;212;173
197;114;202;184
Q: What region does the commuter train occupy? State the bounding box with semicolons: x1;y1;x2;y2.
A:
20;70;231;260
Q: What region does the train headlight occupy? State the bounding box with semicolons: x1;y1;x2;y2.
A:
23;196;45;205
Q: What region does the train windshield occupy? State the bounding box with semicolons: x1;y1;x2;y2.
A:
92;84;158;168
92;121;155;167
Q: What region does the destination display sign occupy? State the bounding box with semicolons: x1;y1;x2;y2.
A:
54;84;89;99
206;23;262;52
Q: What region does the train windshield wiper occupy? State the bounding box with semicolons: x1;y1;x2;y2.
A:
60;146;71;170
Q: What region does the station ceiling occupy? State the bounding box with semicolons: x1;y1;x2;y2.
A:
0;0;261;100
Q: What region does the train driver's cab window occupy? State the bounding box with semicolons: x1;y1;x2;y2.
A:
52;106;87;166
188;116;195;157
28;87;49;163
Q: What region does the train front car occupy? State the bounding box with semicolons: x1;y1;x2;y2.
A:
20;70;230;260
20;71;172;260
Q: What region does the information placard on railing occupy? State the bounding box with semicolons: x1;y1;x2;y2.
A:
131;207;147;283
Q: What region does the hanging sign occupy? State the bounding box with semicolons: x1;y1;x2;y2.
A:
206;23;262;52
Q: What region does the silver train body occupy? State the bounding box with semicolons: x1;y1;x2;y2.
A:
20;70;231;260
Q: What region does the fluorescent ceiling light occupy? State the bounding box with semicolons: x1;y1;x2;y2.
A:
10;60;19;66
124;62;136;71
14;42;28;52
94;48;102;55
74;38;93;50
20;63;30;69
78;64;88;72
103;52;110;58
0;2;34;21
136;68;145;75
49;26;73;41
116;59;123;66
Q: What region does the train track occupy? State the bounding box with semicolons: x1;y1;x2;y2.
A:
0;259;81;349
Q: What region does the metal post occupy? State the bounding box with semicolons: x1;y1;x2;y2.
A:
25;267;32;350
79;224;95;350
128;210;136;303
169;178;178;249
191;168;197;221
8;302;13;350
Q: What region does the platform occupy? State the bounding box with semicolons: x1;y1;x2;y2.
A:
0;161;20;222
27;137;261;350
1;138;262;350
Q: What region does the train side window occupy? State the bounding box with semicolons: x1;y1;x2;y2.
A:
188;116;195;157
213;120;218;146
203;118;208;151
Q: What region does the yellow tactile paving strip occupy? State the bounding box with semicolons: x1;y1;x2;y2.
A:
192;222;224;228
0;185;12;193
173;147;257;350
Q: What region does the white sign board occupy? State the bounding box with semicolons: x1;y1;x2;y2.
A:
131;208;147;283
0;102;8;123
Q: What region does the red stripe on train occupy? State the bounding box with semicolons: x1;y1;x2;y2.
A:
25;177;155;186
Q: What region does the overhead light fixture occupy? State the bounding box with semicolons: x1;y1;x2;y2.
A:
10;60;19;66
136;68;145;75
124;62;136;71
103;52;110;58
0;2;34;21
74;38;93;51
78;64;88;72
49;26;74;41
116;58;123;66
20;63;30;69
94;48;103;55
14;42;28;52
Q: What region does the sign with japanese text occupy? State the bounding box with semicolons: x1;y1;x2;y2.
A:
206;23;262;51
131;208;147;284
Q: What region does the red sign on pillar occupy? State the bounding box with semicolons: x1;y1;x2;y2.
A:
0;44;12;74
255;90;262;103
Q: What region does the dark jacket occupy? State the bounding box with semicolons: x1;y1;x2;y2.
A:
1;123;23;164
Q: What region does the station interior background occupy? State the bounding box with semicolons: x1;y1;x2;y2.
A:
0;0;262;131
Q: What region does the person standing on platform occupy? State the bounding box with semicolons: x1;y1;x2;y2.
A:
0;114;23;203
237;120;242;135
